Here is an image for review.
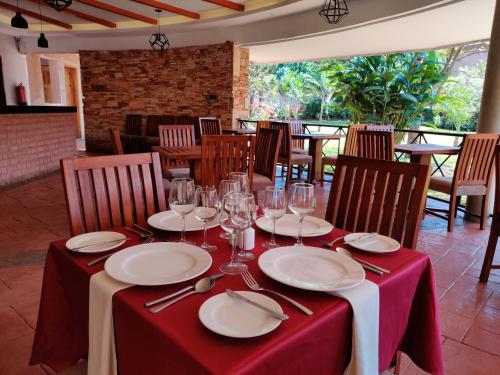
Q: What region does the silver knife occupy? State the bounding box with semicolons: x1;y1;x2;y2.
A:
69;237;131;252
226;289;289;321
133;223;169;242
145;274;224;307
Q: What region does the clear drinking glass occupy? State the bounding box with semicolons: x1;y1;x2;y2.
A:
168;178;196;244
262;187;287;249
288;183;316;247
233;193;257;262
218;180;240;239
193;186;219;253
229;172;250;194
219;192;248;275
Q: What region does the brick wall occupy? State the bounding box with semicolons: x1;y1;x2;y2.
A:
80;42;249;152
0;113;77;188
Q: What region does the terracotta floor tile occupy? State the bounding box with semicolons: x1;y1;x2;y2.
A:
440;291;489;318
443;339;500;375
0;333;45;375
473;306;500;334
463;326;500;357
440;310;474;341
0;306;33;346
486;292;500;310
447;275;495;301
434;251;477;276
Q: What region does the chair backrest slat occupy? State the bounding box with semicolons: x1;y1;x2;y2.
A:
254;128;283;181
61;153;167;235
290;121;304;150
344;124;367;156
266;122;292;160
201;135;255;190
454;134;499;185
199;117;222;137
325;155;430;249
357;130;394;161
109;128;124;155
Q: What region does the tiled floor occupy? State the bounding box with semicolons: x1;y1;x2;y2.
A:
1;172;500;374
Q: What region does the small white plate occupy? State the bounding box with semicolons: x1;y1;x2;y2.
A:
66;231;126;253
255;214;333;238
199;291;283;338
148;211;220;232
344;233;400;253
258;246;365;292
105;242;212;285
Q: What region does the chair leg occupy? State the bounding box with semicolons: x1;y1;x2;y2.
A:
281;163;286;177
480;194;488;230
454;196;461;218
321;163;325;187
480;231;498;283
298;164;303;179
448;193;456;232
286;162;293;189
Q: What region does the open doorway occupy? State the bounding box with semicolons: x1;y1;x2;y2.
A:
64;66;81;138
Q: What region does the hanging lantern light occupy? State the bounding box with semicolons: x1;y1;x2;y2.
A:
37;1;48;48
149;9;170;52
319;0;349;24
11;0;28;29
44;0;72;12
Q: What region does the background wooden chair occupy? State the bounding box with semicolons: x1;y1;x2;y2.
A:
321;124;366;186
290;121;307;154
108;128;124;155
199;117;222;137
366;124;394;131
61;152;167;235
125;114;143;135
427;133;499;231
357;130;395;161
267;121;312;188
253;128;283;199
325;155;430;249
158;125;195;180
480;145;500;283
201;135;255;190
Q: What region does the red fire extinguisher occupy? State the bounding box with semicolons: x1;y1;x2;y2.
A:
16;82;27;105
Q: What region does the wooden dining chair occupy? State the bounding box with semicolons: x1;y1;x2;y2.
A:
253;128;283;199
325;155;430;249
158;125;195;180
290;121;307;154
201;135;255;190
145;115;163;137
427;133;499;232
61;152;167;236
199;117;222;137
321;124;366;186
480;145;500;282
108;128;124;155
267;121;312;188
125;114;143;135
357;130;395;161
366;124;394;132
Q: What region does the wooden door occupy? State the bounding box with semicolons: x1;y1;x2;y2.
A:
65;67;81;138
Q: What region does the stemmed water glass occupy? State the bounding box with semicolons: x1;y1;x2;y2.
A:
234;193;257;262
168;178;196;244
230;172;250;193
218;180;240;239
193;186;219;253
262;187;287;249
288;183;316;247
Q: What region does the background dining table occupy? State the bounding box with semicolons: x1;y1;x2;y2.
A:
395;143;460;165
30;223;444;375
152;145;202;182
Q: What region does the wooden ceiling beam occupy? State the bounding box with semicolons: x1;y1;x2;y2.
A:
203;0;244;12
76;0;157;25
131;0;200;19
27;0;116;28
0;1;72;29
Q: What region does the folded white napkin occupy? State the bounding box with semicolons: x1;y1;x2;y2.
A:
329;279;380;375
88;271;132;375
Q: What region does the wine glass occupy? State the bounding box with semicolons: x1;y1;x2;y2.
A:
193;186;219;253
288;183;316;246
229;172;250;193
233;193;257;262
219;192;248;275
262;187;286;249
219;180;240;239
168;178;196;244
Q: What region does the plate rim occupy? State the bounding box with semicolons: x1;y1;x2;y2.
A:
104;242;212;286
344;232;400;253
255;214;333;238
258;245;365;292
147;210;220;232
65;231;126;253
198;291;283;338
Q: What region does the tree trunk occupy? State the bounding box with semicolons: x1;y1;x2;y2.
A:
319;100;324;122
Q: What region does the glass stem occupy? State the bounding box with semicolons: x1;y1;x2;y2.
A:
181;215;186;242
298;215;304;245
229;232;238;264
271;219;276;244
203;220;208;246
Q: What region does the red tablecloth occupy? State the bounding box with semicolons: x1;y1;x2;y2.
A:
31;225;443;375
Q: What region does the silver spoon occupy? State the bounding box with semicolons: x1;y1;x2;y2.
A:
149;276;216;313
335;247;390;275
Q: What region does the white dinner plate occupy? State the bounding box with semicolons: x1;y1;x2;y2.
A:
258;246;365;292
66;231;126;253
199;291;283;338
344;233;400;253
148;211;220;232
255;214;333;238
105;242;212;285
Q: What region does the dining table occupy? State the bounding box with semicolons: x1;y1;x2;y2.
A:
30;222;444;375
152;145;202;182
292;133;345;184
395;143;460;165
222;128;257;135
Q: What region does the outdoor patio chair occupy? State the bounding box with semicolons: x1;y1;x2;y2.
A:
290;120;307;154
158;125;195;180
61;153;167;235
201;135;255;190
253;127;283;200
427;133;499;232
366;124;394;131
357;130;395;161
125;114;143;135
325;155;430;249
321;124;366;186
199;117;222;137
108;127;124;155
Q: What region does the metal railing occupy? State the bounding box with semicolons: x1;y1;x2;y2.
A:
237;119;470;177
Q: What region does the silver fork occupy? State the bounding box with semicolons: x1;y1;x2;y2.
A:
241;270;313;316
86;235;154;266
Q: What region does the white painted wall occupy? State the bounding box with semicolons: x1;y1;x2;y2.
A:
0;33;30;105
